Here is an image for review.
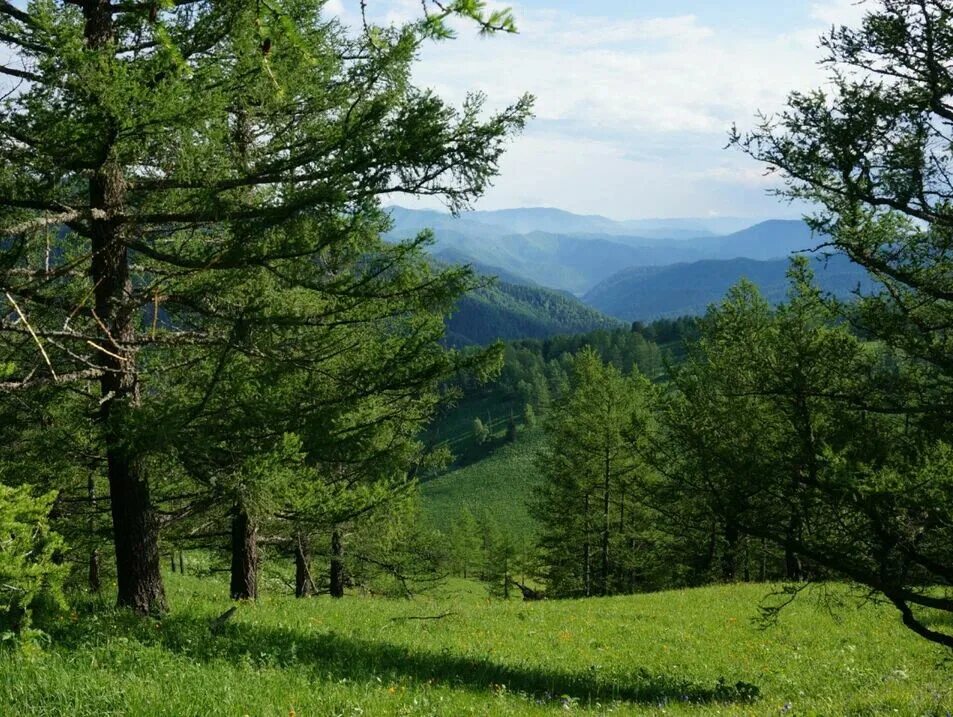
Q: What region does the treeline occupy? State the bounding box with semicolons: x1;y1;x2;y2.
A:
454;317;697;416
525;257;953;647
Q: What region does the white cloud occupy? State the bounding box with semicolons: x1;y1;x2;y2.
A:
810;0;870;26
338;2;871;218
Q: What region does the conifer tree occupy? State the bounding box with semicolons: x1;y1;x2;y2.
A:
0;0;530;613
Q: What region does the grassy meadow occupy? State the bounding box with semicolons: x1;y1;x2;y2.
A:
421;429;543;543
2;573;950;716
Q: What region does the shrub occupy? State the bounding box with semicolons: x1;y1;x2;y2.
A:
0;483;65;641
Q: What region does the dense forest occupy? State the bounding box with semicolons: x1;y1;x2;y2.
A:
2;0;953;714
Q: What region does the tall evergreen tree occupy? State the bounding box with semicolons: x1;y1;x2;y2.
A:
532;348;654;597
0;0;530;612
732;0;953;646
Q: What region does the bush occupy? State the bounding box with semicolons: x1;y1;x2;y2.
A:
0;483;65;640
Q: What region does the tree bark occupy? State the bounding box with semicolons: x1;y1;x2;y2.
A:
230;505;258;600
600;446;611;596
721;517;739;582
84;0;165;615
88;550;101;593
582;493;591;598
295;533;314;598
329;528;345;598
87;474;101;593
785;513;803;581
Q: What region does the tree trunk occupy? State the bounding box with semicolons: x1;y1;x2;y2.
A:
502;554;510;599
230;505;258;600
785;515;803;581
178;551;185;575
295;533;314;598
721;517;739;582
600;447;611;596
84;0;165;615
742;537;750;582
87;474;101;593
329;528;345;598
108;459;166;612
759;538;767;582
170;551;177;573
88;550;101;593
582;493;591;598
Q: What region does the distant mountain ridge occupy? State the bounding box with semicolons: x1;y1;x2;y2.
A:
584;254;875;322
388;207;821;295
387;206;762;238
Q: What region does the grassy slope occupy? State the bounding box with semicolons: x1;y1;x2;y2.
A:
421;429;545;543
3;574;951;716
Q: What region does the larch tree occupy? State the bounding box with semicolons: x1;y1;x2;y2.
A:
732;0;953;647
532;348;654;597
0;0;530;613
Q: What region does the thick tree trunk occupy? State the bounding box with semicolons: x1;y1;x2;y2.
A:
329;528;345;598
295;533;314;598
230;505;258;600
108;457;166;612
84;0;165;615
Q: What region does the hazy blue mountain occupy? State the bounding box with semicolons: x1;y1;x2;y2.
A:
584;254;876;321
616;216;759;236
700;220;823;260
386;206;761;240
431;248;538;287
389;207;824;295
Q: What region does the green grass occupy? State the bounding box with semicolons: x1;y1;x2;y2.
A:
425;392;521;467
421;429;544;542
2;575;951;716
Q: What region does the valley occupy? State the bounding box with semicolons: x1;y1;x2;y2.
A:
389;207;874;328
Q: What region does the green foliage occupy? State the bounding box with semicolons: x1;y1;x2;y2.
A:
472;417;490;446
0;483;65;639
523;403;537;428
0;0;531;612
654;261;953;646
446;508;482;579
422;430;545;545
446;279;621;347
532;349;658;598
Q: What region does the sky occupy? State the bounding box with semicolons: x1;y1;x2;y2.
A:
330;0;871;220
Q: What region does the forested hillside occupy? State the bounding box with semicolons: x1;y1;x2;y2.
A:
585;253;874;321
447;279;621;346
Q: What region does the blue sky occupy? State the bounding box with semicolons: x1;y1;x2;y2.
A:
331;0;869;220
1;0;866;220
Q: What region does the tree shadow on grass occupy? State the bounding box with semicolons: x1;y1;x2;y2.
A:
92;615;761;708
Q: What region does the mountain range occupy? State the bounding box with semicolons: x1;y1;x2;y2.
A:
388;206;875;342
584;253;875;322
